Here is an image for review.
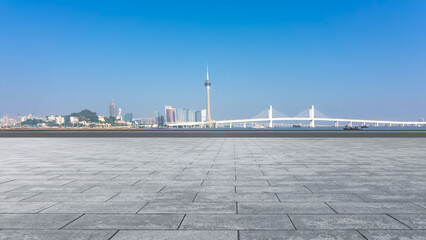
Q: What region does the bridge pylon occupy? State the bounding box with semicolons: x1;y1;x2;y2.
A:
268;105;273;128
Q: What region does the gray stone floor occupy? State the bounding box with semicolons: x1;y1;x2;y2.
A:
0;138;426;239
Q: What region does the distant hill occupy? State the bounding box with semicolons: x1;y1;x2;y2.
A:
66;109;99;122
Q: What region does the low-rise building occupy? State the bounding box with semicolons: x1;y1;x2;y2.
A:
55;116;64;125
70;116;79;123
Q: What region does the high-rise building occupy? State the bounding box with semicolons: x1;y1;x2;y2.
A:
195;111;201;122
205;66;212;122
164;106;176;123
157;115;165;127
195;109;207;122
201;109;207;122
117;108;123;120
109;100;118;118
164;105;172;118
176;108;189;122
153;111;159;118
187;110;196;122
124;113;133;122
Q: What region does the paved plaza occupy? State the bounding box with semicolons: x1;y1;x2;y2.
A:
0;138;426;239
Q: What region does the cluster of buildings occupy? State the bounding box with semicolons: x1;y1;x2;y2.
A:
163;67;212;124
164;106;206;123
108;101;164;127
0;114;39;126
109;100;133;122
2;67;213;128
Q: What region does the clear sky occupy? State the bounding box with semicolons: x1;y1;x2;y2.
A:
1;0;425;120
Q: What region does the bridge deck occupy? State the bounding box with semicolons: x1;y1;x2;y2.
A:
1;129;426;137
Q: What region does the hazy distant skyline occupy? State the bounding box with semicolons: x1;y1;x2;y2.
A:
1;0;426;120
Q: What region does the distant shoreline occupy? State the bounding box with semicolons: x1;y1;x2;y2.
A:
1;129;426;138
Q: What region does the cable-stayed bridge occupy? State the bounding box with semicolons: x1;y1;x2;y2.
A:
166;105;426;128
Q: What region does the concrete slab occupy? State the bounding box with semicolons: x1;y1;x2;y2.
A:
238;202;335;214
0;202;58;213
41;201;148;214
139;202;236;214
328;202;426;214
0;230;116;240
0;214;81;229
109;193;197;202
111;230;237;240
240;230;365;240
0;192;39;202
390;214;426;229
64;214;184;230
276;193;365;202
195;193;279;202
24;193;117;202
360;230;426;239
290;214;409;230
180;214;295;230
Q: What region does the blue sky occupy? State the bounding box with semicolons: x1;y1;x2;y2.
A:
1;0;425;120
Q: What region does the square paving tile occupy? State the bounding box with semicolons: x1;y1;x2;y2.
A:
24;193;117;202
41;201;148;214
328;202;426;214
276;193;365;203
238;202;335;214
390;214;426;229
0;192;39;201
240;230;365;240
111;230;237;240
0;214;81;229
0;230;116;240
290;214;409;230
109;193;197;202
360;230;426;239
64;214;185;230
139;202;236;214
195;193;279;202
180;214;294;230
0;202;58;213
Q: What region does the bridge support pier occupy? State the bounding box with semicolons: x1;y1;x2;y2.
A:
229;122;232;128
374;122;379;127
243;122;246;128
334;121;339;128
268;105;273;128
348;122;353;127
309;105;315;128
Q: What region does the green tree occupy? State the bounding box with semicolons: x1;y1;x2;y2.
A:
20;119;45;126
103;117;116;125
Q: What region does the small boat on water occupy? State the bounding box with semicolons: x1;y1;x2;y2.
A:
343;125;362;131
361;125;369;128
293;123;302;128
252;125;266;129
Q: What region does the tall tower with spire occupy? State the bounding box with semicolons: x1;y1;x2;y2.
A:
205;66;212;122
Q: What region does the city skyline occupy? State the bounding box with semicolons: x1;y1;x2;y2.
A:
1;1;426;121
2;2;426;240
